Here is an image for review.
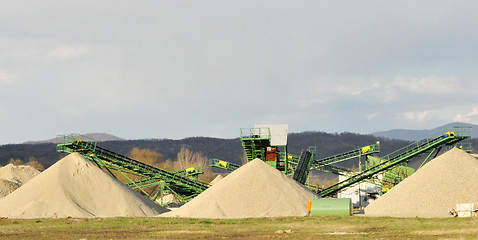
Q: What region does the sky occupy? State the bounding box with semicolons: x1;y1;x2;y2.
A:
1;1;478;144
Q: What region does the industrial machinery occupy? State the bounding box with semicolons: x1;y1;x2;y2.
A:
210;124;317;185
208;158;241;172
292;148;316;185
240;125;290;172
58;124;469;207
56;134;209;206
310;144;380;175
240;125;317;184
317;126;472;197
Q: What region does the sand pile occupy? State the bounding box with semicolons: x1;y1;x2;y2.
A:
209;174;223;185
365;148;478;218
161;158;317;219
0;179;20;198
156;194;178;205
0;164;40;199
0;152;168;218
0;164;40;185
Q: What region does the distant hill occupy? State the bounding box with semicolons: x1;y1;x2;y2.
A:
372;122;478;141
23;133;124;144
0;131;411;172
1;130;475;184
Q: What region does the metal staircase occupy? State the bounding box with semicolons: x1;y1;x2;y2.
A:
56;134;209;205
318;127;471;197
240;128;272;162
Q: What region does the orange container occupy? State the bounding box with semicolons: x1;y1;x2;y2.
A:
265;152;276;161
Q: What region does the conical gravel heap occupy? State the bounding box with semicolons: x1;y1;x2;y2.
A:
0;152;168;218
161;158;317;219
365;148;478;218
209;174;224;185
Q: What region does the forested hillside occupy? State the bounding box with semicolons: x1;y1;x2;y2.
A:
0;131;474;174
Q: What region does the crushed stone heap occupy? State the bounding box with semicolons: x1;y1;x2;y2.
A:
0;164;40;199
0;152;168;218
0;164;40;185
161;158;317;219
209;174;224;185
365;148;478;218
0;179;20;198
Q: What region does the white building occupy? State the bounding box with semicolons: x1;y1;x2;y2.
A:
337;173;383;208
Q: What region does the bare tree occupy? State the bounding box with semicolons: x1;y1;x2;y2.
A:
129;147;163;167
27;157;44;171
176;147;214;183
8;158;24;166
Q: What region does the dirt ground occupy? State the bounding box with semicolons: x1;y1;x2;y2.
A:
1;216;478;239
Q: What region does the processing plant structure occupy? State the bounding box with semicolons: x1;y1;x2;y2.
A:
210;124;472;207
56;124;472;209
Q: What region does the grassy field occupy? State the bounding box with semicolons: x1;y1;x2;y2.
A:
1;216;478;239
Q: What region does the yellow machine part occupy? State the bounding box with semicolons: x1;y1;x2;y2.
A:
361;145;371;153
218;161;228;168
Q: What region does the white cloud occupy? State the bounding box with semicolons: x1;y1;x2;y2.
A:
0;70;15;83
453;106;478;124
403;110;432;122
297;98;328;108
393;76;457;95
368;75;461;104
336;81;380;96
47;46;91;59
366;113;379;120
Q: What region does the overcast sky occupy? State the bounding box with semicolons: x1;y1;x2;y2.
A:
1;1;478;144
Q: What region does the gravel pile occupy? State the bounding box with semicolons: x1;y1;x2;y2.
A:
0;164;40;199
365;148;478;218
0;179;20;198
209;174;223;185
161;158;317;219
0;152;168;218
0;164;40;185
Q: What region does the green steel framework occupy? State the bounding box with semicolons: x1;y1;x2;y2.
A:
59;125;468;204
56;134;209;206
239;127;295;174
365;155;415;191
240;128;274;161
311;143;409;189
318;126;472;197
310;144;381;175
208;158;241;172
236;128;318;184
209;148;316;185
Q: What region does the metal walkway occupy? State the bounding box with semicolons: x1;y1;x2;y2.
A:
310;144;380;175
209;158;241;172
